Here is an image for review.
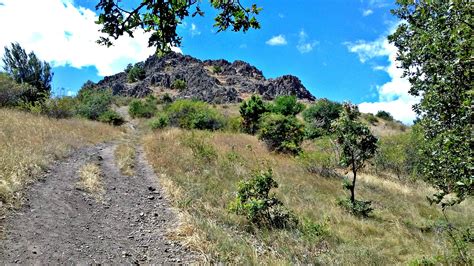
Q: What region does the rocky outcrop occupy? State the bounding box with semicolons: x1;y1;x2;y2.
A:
94;52;315;103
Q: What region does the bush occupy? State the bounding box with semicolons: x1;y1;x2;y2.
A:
337;197;373;217
240;95;268;134
75;87;113;120
149;114;169;130
165;99;225;130
98;110;125;125
376;110;394;121
270;95;305;116
0;73;33;107
181;131;218;164
159;93;173;104
225;115;243;133
128;96;157;118
171;79;187;91
302;98;342;138
127;63;146;83
229;169;298;228
365;113;378;125
212;65;223;73
258;113;305;155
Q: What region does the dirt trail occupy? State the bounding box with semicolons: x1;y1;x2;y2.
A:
0;143;195;264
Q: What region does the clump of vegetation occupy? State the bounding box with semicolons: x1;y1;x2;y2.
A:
334;103;377;216
128;95;157;118
98;109;125;125
2;42;52;103
269;95;305;116
114;143;136;176
149;114;169;130
375;110;393;121
365;113;378;125
258;113;305;155
164;99;225;130
126;63;146;83
181;131;218;164
212;65;223;73
229;169;298;228
0;73;34;107
240;94;268;134
75;87;113;120
77;163;104;200
298;137;339;177
302;98;342;139
159;93;173;104
171;79;187;91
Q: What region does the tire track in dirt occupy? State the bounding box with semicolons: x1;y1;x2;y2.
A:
0;143;195;264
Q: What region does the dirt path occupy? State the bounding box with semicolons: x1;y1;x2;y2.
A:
0;143;195;264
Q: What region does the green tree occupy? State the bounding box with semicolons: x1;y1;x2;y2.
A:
2;43;53;102
127;63;146;83
302;98;342;138
240;94;268;134
375;110;393;121
270;95;305;116
389;0;473;207
96;0;262;52
334;103;377;206
258;113;305;155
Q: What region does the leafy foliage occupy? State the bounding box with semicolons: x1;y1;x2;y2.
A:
149;114;169;130
239;94;268;134
127;63;146;83
171;79;187;91
334;103;377;206
0;73;34;107
98;110;125;125
389;0;473;207
302;98;342;138
258;113;305;155
2;43;53;102
165;99;225;130
375;110;393;121
270;95;305;116
76;86;113;120
96;0;261;52
337;197;373;218
128;95;157;118
211;65;222;73
229;169;298;228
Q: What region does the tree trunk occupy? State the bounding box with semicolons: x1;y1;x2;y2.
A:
351;162;357;204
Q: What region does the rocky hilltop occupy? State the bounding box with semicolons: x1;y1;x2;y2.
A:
95;52;315;103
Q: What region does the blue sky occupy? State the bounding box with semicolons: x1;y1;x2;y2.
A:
0;0;418;123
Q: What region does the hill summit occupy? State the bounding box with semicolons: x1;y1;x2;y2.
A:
94;52;316;103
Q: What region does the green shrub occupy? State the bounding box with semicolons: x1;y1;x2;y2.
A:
75;87;113;120
149;114;169;130
212;65;223;73
165;99;225;130
112;96;134;106
225;115;243;133
171;79;187;91
98;110;125;125
240;94;268;134
42;97;78;119
0;73;34;107
302;98;342;138
181;131;218;164
337;197;374;217
376;110;394;121
159;93;173;104
365;113;378;125
127;63;146;83
128;96;157;118
229;169;298;228
258;113;305;155
270;95;305;116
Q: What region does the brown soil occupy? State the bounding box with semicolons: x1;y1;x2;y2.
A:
0;143;195;264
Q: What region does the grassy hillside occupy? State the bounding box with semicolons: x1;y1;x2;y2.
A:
0;109;123;207
143;128;472;264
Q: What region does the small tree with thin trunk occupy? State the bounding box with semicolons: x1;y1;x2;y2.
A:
334;103;377;216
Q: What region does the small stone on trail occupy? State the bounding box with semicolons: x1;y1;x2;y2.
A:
148;186;156;192
147;195;155;200
97;155;103;161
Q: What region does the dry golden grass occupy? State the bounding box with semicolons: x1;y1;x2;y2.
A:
0;108;122;206
77;163;104;199
143;128;472;264
114;142;136;176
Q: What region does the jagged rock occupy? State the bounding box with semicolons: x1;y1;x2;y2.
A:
93;52;315;103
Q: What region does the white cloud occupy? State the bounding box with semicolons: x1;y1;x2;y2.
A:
266;35;287;46
278;13;285;18
190;23;201;36
0;0;182;77
345;28;419;124
296;29;318;54
362;9;374;16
